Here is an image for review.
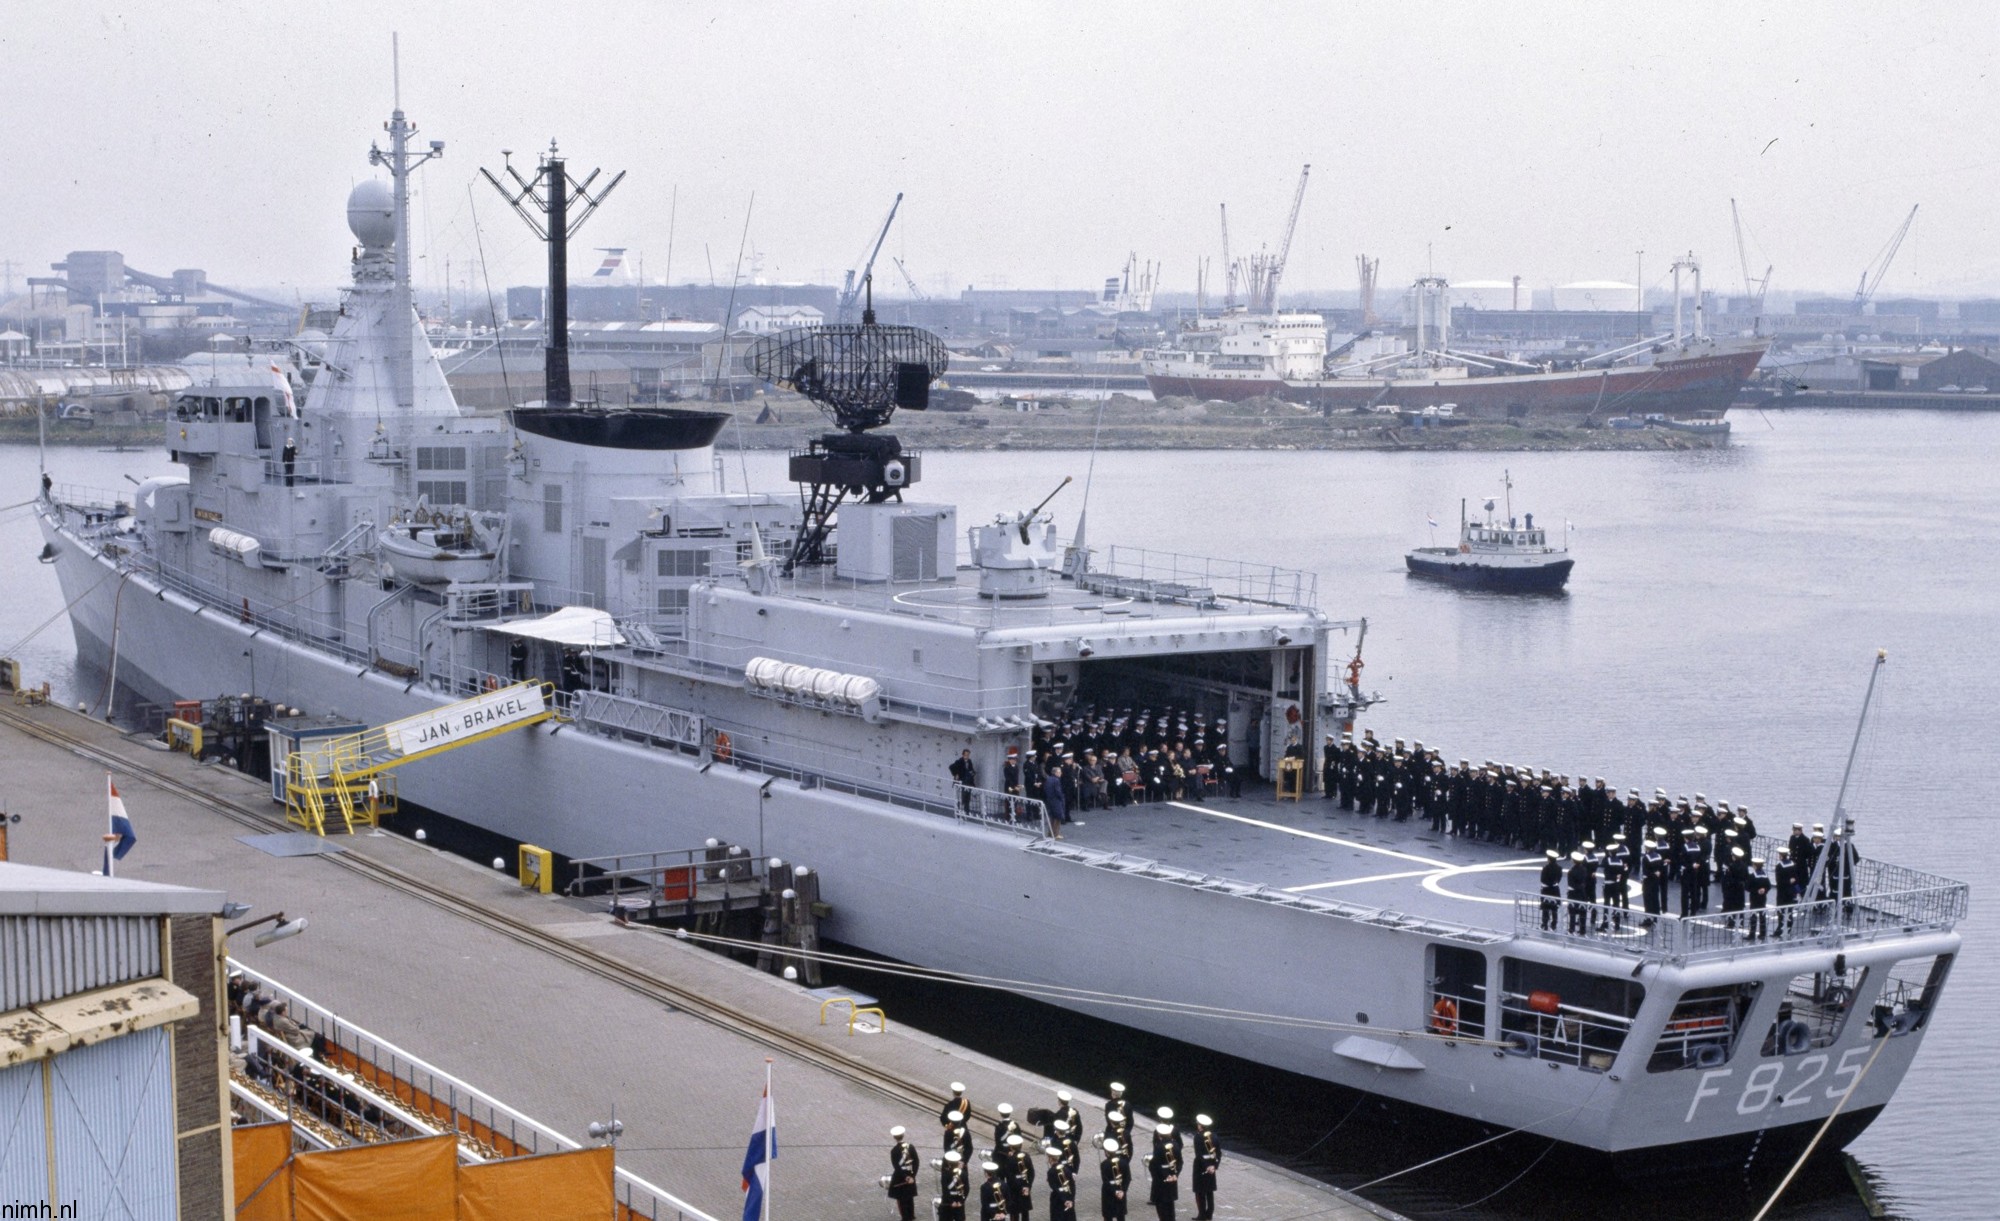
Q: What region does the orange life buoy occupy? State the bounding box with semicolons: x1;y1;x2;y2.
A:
1430;996;1459;1037
1345;657;1364;687
712;730;733;762
482;674;500;692
1459;542;1471;554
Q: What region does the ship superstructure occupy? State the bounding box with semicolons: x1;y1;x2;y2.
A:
36;101;1964;1179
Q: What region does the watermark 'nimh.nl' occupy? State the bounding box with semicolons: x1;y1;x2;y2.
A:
2;1203;78;1219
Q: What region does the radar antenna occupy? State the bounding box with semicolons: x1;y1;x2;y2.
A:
744;274;950;572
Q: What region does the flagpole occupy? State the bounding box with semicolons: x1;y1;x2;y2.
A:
104;773;115;878
763;1056;773;1221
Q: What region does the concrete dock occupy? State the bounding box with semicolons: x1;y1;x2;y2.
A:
0;701;1400;1221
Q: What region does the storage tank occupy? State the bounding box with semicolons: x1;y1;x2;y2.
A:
1553;281;1638;311
1451;280;1519;312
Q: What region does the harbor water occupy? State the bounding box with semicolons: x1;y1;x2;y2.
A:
3;409;1993;1218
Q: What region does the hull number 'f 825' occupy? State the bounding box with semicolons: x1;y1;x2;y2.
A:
1685;1047;1870;1122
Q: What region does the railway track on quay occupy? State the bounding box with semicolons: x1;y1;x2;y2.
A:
0;703;966;1122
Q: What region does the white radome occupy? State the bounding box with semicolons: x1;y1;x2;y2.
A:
346;180;395;248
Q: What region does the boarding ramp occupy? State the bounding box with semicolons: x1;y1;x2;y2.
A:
285;680;556;835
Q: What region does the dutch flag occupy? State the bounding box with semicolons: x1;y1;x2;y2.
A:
1426;514;1440;528
103;776;137;876
740;1076;775;1221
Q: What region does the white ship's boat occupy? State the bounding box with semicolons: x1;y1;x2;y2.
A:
377;509;506;586
35;98;1966;1182
1406;475;1574;592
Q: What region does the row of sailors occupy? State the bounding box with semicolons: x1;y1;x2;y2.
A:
1537;816;1864;938
1005;740;1241;816
1323;731;1800;863
893;1083;1221;1221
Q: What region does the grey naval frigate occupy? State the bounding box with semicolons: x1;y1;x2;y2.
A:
35;100;1966;1180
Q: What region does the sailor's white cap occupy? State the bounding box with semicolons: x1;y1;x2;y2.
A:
1653;826;1668;837
1613;832;1627;841
891;1125;906;1137
997;1103;1014;1115
1156;1107;1173;1121
1655;788;1667;797
1196;1114;1213;1127
950;1081;966;1093
1571;851;1585;861
1794;821;1804;829
1643;839;1657;849
1546;849;1560;859
1752;857;1766;866
1103;1138;1122;1153
1056;1089;1072;1102
1156;1121;1174;1135
1581;840;1596;850
1054;1119;1070;1133
1007;1134;1024;1147
948;1110;964;1123
983;1161;1001;1172
945;1150;962;1163
1731;847;1745;858
1812;823;1825;832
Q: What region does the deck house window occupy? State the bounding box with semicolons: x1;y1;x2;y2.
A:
1648;983;1760;1072
1499;958;1644;1071
543;484;563;533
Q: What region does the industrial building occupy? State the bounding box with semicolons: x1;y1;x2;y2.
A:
0;862;232;1218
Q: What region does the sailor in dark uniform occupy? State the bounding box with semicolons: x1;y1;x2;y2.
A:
1746;857;1772;940
1787;822;1814;873
1050;1090;1082;1145
979;1161;1006;1221
1565;850;1592;934
1539;849;1563;930
888;1126;921;1221
942;1082;971;1133
1774;847;1803;937
1146;1122;1181;1221
945;1110;974;1164
994;1102;1022;1153
1602;833;1631;931
1190;1115;1221;1221
1099;1137;1132;1221
1002;1134;1034;1220
1719;844;1746;927
1640;837;1669;923
1322;734;1338;801
940;1150;970;1221
1046;1145;1076;1221
1679;831;1708;917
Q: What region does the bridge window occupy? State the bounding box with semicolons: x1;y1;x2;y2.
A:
1428;945;1486;1040
1499;958;1644;1071
416;480;468;507
657;549;711;579
657;588;690;614
1648;983;1760;1072
418;446;468;471
543;484;563;533
1762;964;1869;1055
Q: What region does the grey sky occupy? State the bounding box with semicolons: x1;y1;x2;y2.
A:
5;1;1996;304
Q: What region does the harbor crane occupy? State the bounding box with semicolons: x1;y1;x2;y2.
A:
1219;203;1236;310
1730;198;1771;314
1853;204;1918;309
1256;163;1311;314
892;257;928;301
837;192;903;322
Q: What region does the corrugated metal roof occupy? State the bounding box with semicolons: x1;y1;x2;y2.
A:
2;977;198;1067
0;914;161;1010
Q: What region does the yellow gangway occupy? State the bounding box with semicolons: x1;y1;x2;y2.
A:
285;680;556;835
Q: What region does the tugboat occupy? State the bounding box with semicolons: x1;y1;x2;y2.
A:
1406;471;1574;591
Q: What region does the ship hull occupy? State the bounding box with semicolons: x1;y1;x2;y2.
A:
37;509;1943;1167
1405;550;1574;591
1285;345;1765;420
1141;372;1289;401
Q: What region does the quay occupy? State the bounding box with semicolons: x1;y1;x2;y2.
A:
0;699;1402;1221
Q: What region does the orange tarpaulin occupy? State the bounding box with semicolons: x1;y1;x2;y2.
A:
233;1121;295;1221
291;1133;458;1221
458;1145;616;1221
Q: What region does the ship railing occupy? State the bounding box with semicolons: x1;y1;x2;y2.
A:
50;482;130;517
146;554;372;669
258;454;349;485
1512;879;1969;963
229;961;719;1220
1094;545;1318;611
564;843;769;918
1495;991;1635;1071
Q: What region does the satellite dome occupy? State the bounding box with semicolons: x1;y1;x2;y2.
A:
347;180;395;248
